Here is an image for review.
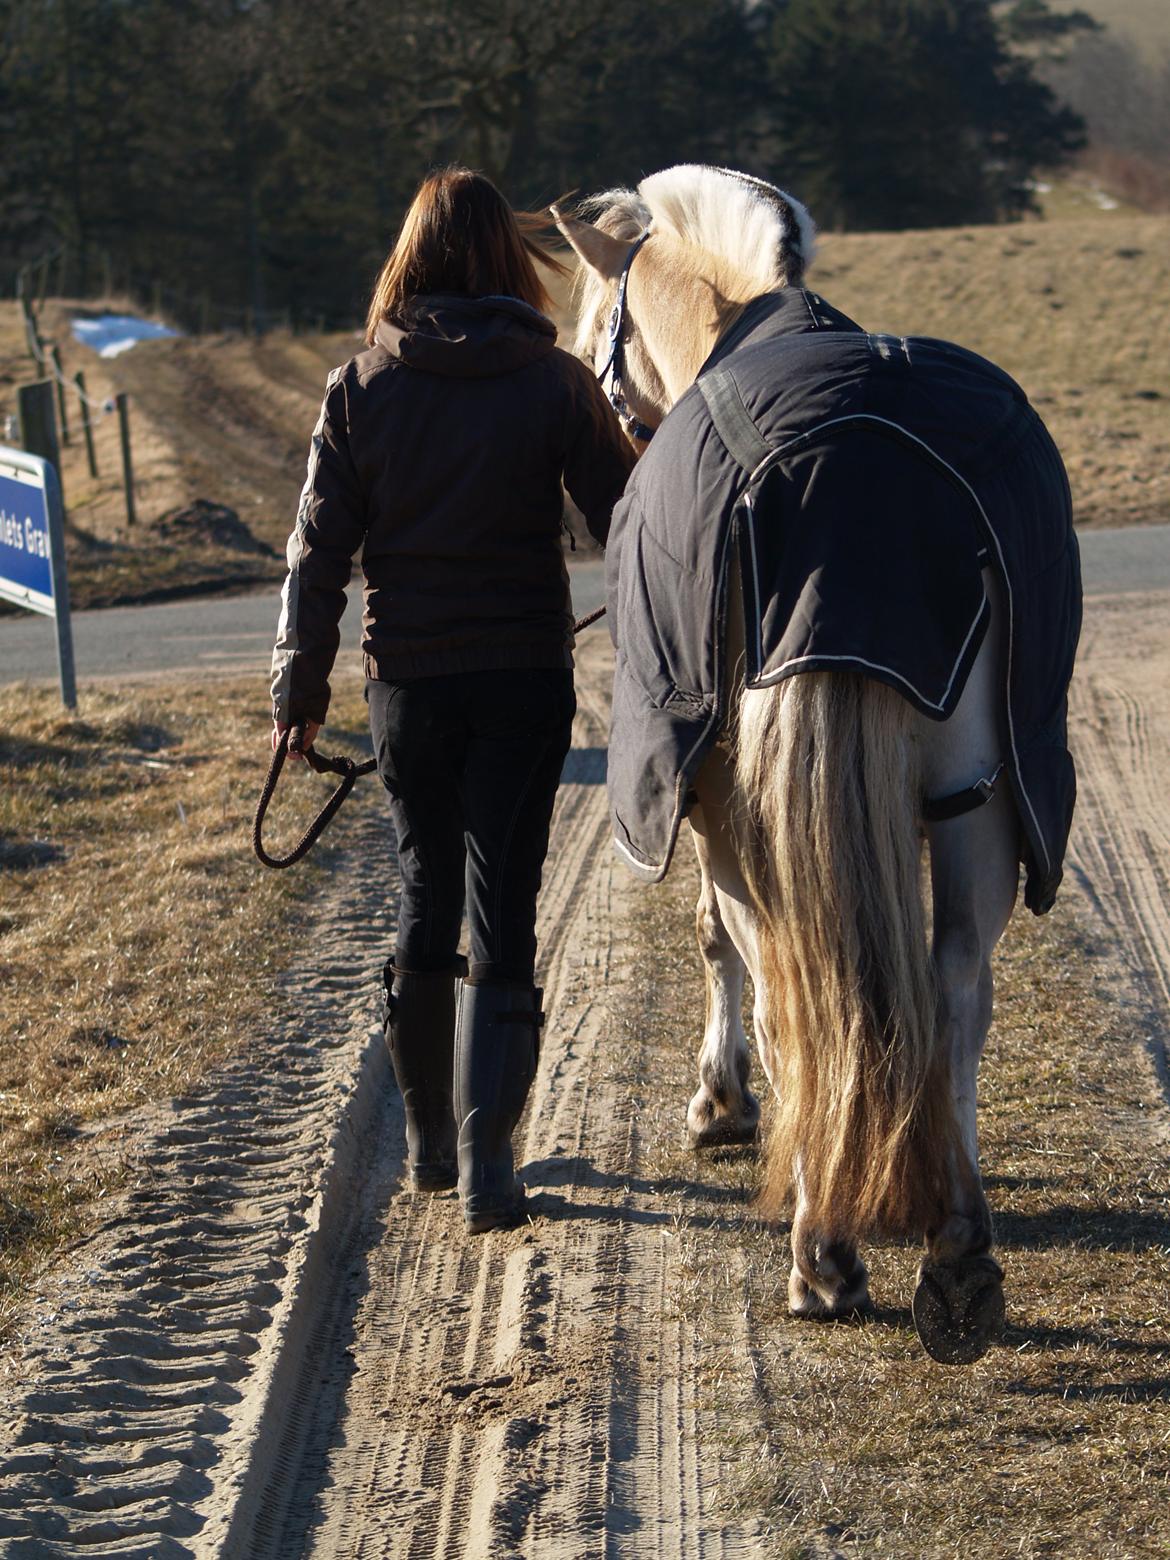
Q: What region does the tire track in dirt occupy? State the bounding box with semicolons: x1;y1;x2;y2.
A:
0;763;402;1555
1066;587;1170;1099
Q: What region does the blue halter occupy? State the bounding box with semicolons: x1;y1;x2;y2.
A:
597;232;656;443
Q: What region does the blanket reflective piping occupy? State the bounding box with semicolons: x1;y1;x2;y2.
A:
270;371;340;720
618;408;1051;886
743;496;991;719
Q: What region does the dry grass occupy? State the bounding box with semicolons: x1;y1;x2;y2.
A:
0;672;372;1342
812;212;1170;530
620;856;1170;1557
1077;0;1170;58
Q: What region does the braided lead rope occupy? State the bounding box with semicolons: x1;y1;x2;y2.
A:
573;603;606;633
253;727;377;869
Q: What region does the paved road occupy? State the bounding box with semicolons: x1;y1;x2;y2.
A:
0;560;608;687
0;527;1165;688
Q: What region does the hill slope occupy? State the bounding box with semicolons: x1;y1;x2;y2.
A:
1076;0;1170;58
1;209;1166;610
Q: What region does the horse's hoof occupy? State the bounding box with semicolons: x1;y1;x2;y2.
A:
685;1114;759;1150
913;1256;1004;1365
685;1090;760;1149
788;1264;872;1321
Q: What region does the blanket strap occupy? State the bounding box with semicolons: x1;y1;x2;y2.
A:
923;761;1005;823
697;368;774;475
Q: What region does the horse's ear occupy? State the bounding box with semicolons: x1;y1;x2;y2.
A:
550;206;631;281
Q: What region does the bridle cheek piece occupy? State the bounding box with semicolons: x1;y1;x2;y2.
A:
597;231;657;444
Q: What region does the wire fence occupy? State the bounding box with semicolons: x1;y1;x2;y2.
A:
4;238;347;530
7;239;336;338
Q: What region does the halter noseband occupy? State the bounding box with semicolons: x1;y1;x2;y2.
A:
598;231;656;443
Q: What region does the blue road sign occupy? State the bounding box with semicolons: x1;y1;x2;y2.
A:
0;444;76;705
0;464;55;610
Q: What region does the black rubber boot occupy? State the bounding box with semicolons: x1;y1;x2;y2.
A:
381;962;465;1192
454;980;544;1233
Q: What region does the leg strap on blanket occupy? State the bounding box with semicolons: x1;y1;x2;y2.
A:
923;761;1005;823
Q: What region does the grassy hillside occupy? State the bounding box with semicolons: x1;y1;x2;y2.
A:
0;303;355;608
1076;0;1170;58
1;207;1166;610
811;211;1170;529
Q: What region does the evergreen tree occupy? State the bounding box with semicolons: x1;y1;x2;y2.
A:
0;0;1100;319
761;0;1087;229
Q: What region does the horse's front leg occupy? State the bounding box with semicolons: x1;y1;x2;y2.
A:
685;813;761;1148
913;773;1020;1363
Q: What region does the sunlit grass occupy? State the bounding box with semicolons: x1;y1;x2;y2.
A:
0;673;371;1342
616;855;1170;1556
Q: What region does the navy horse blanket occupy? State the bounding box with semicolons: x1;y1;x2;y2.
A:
605;288;1081;913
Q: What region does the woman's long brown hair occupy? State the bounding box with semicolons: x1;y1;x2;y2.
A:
365;167;570;345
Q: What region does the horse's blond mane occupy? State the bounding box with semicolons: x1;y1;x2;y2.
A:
572;164;816;362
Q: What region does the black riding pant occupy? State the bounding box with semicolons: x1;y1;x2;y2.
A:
367;668;575;985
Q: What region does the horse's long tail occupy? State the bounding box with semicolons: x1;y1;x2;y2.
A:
735;671;965;1241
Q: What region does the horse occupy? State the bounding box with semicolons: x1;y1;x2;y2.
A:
553;166;1080;1364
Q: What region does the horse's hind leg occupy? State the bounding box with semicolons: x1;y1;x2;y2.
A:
684;812;761;1148
914;612;1019;1362
788;1207;873;1319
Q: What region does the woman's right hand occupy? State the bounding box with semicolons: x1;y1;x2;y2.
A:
272;719;322;760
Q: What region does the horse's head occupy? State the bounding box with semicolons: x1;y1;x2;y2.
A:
553;166;816;443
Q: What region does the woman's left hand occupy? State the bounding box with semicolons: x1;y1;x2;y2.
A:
272;719;322;760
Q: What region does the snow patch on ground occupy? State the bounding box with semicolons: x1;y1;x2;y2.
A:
71;314;180;358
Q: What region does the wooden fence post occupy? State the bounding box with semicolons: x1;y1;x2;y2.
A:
20;296;41;364
17;380;63;497
49;346;70;445
115;392;136;527
75;371;98;478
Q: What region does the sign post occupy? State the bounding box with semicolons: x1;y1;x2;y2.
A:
0;443;76;708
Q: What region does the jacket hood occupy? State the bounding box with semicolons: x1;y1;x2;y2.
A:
375;294;557;378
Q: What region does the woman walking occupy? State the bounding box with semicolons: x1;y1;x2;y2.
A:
269;168;635;1232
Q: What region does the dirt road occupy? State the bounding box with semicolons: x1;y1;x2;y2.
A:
2;573;1169;1555
1;631;762;1556
1066;586;1170;1097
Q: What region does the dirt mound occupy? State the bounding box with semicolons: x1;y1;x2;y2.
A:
154;498;277;556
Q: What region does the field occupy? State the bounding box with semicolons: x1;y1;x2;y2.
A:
0;205;1167;612
1077;0;1170;58
0;200;1168;1550
811;215;1170;529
